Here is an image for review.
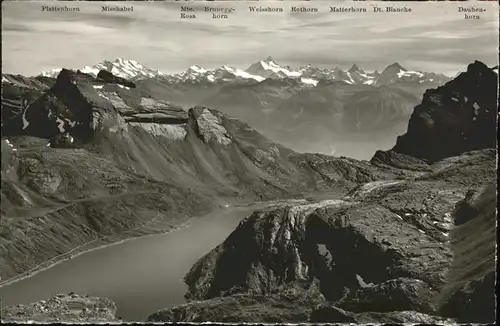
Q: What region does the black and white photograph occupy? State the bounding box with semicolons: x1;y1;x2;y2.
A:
0;0;498;323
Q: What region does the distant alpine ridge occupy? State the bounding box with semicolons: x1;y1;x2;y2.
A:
40;58;165;81
39;57;450;87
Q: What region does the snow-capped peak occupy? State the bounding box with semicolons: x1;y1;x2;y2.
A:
259;60;301;78
178;64;265;83
95;58;163;79
346;64;377;85
348;64;365;74
300;77;319;86
245;57;303;80
262;56;276;64
40;68;64;78
221;65;265;81
374;62;445;86
39;58;165;80
397;70;425;78
381;62;424;78
187;65;208;74
385;62;406;72
35;58;449;89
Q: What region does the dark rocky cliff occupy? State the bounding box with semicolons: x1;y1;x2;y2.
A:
96;70;136;88
374;61;497;164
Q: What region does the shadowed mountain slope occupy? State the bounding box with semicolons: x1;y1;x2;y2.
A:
374;61;497;164
437;183;496;323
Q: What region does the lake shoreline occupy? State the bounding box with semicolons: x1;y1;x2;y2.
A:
0;217;194;289
0;198;303;289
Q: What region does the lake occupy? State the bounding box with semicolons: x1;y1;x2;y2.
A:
0;204;264;321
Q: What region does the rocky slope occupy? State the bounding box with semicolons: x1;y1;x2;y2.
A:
148;61;497;323
1;74;55;136
0;68;389;282
436;183;496;322
1;293;118;323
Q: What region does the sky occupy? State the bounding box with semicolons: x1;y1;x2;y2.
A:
2;1;499;76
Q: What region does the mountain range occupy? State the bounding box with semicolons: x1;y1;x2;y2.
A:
1;60;496;324
1;65;390;285
18;57;448;159
38;57;449;87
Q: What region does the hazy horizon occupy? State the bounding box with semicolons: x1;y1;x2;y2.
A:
2;1;499;76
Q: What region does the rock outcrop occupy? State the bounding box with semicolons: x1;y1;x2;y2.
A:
12;69;118;143
3;69;187;146
180;178;459;304
337;277;435;313
388;61;497;163
1;293;118;323
1;74;54;137
96;69;136;88
310;305;454;323
149;284;326;323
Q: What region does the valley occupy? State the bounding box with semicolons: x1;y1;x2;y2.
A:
1;0;498;322
0;60;497;324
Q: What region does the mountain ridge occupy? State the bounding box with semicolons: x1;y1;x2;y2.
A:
1;66;393;284
1;60;496;324
37;57;451;88
0;61;465;160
